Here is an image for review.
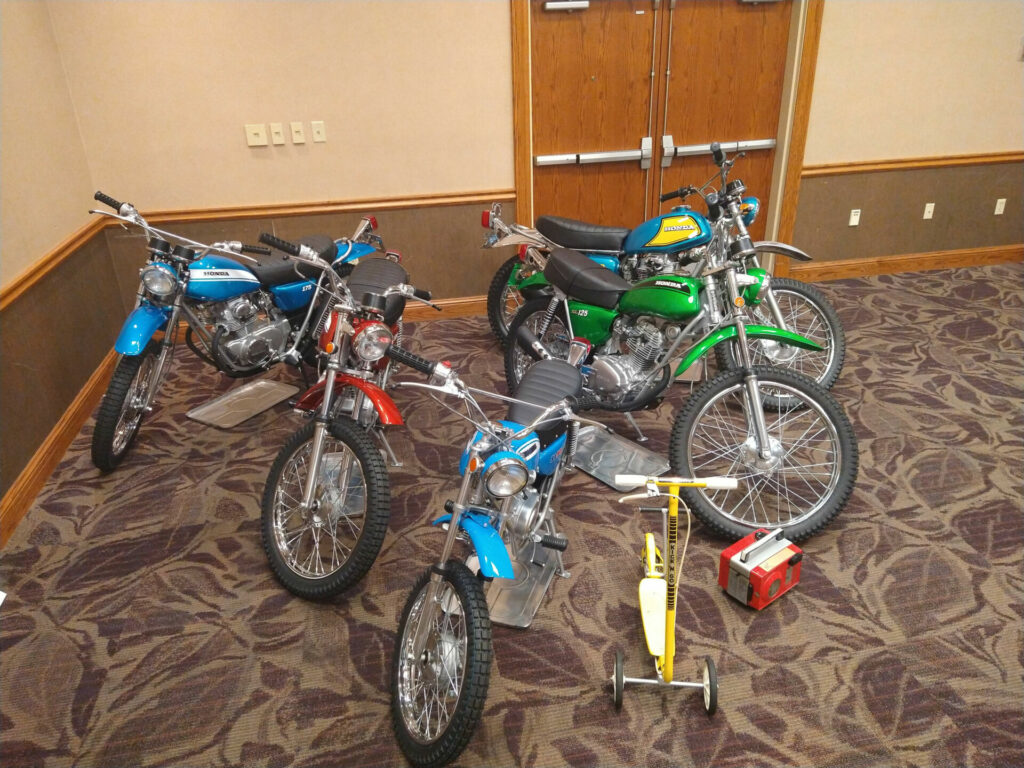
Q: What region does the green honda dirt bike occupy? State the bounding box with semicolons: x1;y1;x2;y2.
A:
505;243;858;542
484;142;845;398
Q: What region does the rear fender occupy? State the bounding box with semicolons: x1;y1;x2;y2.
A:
515;270;554;301
433;511;514;579
114;305;171;355
293;373;403;425
674;324;823;375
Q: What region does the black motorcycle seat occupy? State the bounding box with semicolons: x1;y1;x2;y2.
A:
543;247;631;309
347;257;409;326
251;235;338;285
536;215;630;252
507;358;582;447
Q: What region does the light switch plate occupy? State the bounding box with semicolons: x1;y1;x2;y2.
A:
311;120;326;142
995;198;1006;215
269;123;285;145
290;121;306;144
245;123;268;147
848;209;861;227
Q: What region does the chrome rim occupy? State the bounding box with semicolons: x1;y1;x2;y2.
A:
750;290;835;384
500;285;525;335
510;312;571;383
702;661;712;710
272;436;368;579
398;580;467;744
684;378;842;528
111;355;156;455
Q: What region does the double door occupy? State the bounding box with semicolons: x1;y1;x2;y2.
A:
527;0;794;239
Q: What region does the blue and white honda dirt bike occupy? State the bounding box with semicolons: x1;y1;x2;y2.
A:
382;346;634;767
89;191;383;471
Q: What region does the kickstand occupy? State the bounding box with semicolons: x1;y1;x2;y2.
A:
624;412;648;443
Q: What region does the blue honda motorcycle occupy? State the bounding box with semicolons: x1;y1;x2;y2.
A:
89;191;382;471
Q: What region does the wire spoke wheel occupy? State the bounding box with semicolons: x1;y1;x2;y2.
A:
92;343;159;471
504;297;573;393
392;562;491;768
261;417;389;598
487;256;536;345
669;366;857;541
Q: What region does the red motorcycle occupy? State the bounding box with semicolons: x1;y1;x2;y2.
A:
257;232;437;599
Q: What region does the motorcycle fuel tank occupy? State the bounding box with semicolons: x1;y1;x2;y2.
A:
622;209;712;254
618;275;702;321
187;255;260;301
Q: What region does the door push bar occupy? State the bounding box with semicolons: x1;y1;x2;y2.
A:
536;137;654;170
543;1;589;11
661;138;777;167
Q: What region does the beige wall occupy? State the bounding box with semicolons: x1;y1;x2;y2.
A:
1;1;95;286
1;0;514;288
805;0;1024;164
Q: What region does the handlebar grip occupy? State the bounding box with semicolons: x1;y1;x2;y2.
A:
386;344;437;376
94;191;124;211
659;188;679;203
241;244;272;256
566;392;600;412
704;476;739;490
711;142;726;166
413;288;432;302
615;474;649;487
258;232;301;257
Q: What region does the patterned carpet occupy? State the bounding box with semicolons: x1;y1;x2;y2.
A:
2;263;1022;768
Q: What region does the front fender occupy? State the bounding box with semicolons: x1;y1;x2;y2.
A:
293;373;403;425
674;324;824;375
114;305;171;355
754;241;812;262
433;511;514;579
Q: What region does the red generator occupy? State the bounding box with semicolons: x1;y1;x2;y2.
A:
719;529;803;610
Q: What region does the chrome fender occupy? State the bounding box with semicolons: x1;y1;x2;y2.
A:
433;511;514;579
754;241;812;262
114;305;171;355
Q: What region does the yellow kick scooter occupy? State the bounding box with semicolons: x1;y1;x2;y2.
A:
609;473;738;714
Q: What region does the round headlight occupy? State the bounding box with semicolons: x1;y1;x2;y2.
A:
141;264;178;298
483;454;529;498
352;321;394;362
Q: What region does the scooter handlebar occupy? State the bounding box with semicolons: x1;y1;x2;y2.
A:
94;191;124;212
386;344;439;376
613;474;739;490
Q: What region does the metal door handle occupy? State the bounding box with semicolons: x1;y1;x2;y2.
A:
543;1;590;10
536;138;653;169
672;138;777;158
661;135;676;168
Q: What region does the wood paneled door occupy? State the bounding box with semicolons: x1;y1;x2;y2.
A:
520;0;796;239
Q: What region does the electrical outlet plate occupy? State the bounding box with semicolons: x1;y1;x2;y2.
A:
995;198;1006;215
848;209;860;227
311;121;326;143
270;123;285;145
245;123;268;147
923;203;935;220
290;121;306;144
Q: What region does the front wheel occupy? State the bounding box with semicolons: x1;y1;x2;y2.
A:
261;416;390;599
391;562;492;768
669;366;858;542
715;278;845;408
91;343;159;472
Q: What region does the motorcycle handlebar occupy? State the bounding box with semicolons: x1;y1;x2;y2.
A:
94;191;125;212
413;287;432;302
386;344;439;376
259;232;301;257
711;141;726;167
241;244;271;256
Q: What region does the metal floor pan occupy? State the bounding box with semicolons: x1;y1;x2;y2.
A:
186;379;299;429
573;425;670;492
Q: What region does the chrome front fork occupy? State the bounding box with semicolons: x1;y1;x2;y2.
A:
725;270;773;460
143;296;183;410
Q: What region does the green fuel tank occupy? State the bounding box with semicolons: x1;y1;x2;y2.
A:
617;275;703;321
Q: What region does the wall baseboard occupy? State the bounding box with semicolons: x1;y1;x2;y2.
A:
404;296;486;322
0;349;118;547
789;244;1023;282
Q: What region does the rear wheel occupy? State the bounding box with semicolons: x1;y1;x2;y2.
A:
504;297;572;393
486;256;534;346
669;366;858;542
702;657;718;715
715;278;845;408
261;416;390;598
392;562;492;768
612;650;624;711
91;343;159;471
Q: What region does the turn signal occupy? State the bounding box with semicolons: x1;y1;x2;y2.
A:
364;216;378;231
325;342;336;354
517;244;529;261
481;210;492;229
734;296;745;307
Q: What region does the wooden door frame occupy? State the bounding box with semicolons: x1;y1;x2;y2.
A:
509;0;824;247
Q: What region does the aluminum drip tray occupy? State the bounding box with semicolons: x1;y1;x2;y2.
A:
186;379;299;429
573;425;670;492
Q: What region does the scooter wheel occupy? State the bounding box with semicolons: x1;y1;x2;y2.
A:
613;650;624;711
701;656;718;716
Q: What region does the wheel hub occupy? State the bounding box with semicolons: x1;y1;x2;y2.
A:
739;435;784;472
756;339;799;364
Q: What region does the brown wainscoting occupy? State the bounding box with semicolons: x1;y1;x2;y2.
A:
802;151;1024;178
0;349;118;547
788;244;1023;282
404;296;487;322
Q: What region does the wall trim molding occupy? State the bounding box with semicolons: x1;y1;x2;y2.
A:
802;152;1024;178
0;349;118;548
0;189;516;313
404;296;487;322
789;244;1023;282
